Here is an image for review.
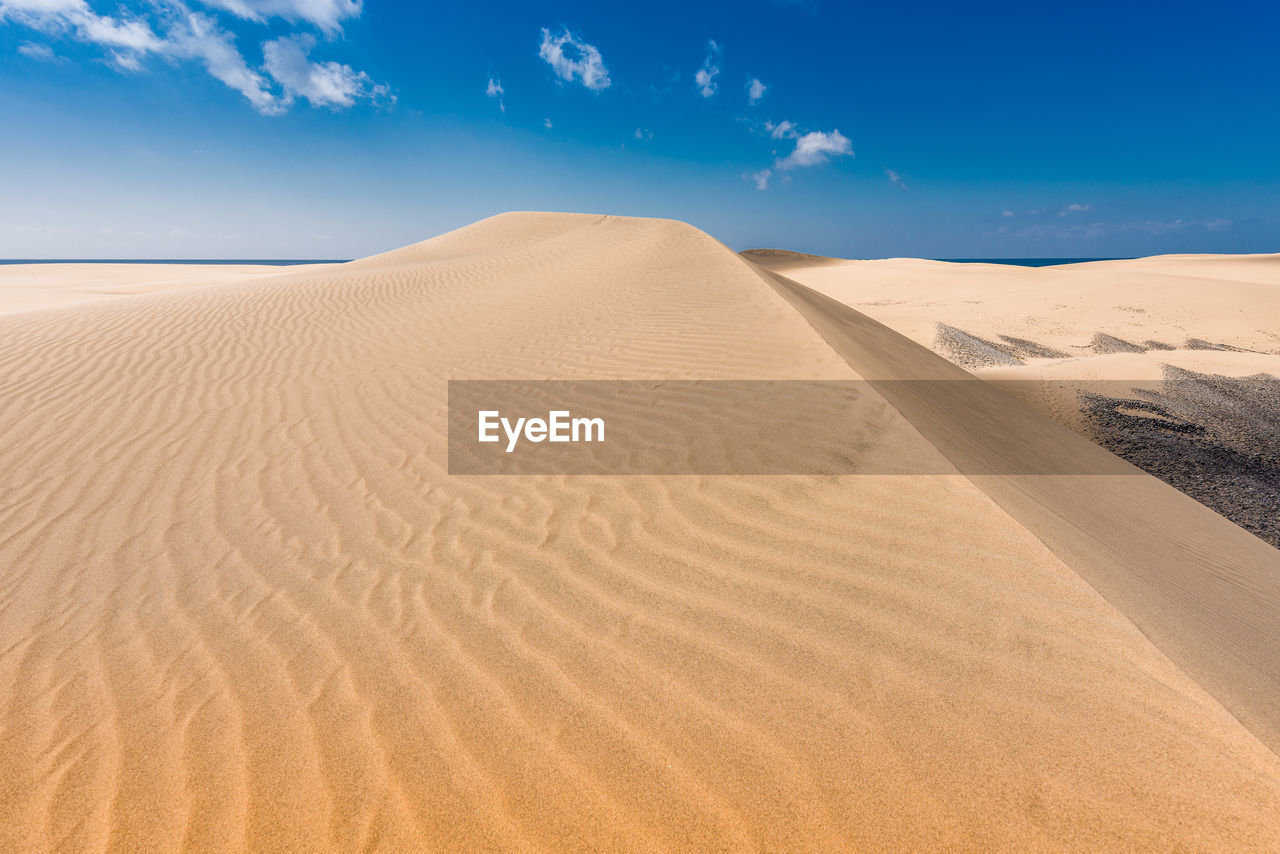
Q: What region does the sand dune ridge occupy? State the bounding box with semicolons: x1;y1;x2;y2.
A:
2;213;1279;851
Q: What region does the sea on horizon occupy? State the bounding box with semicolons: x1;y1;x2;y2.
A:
1;257;1127;267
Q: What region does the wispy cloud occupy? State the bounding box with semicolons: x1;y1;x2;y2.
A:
0;0;164;68
543;117;552;129
485;76;504;112
0;0;387;113
195;0;361;34
634;127;653;141
749;122;852;188
885;168;907;190
996;217;1233;241
538;27;610;91
776;129;852;169
263;33;390;110
695;39;720;97
171;12;281;114
765;119;797;139
747;76;766;104
1136;217;1231;234
17;39;55;59
1004;202;1096;219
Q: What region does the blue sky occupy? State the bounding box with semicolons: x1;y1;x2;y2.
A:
1;0;1277;259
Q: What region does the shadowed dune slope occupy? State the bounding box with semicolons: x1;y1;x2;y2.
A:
755;265;1280;756
3;213;1280;852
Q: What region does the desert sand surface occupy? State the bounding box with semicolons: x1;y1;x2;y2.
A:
742;251;1280;368
741;250;1280;388
745;250;1280;544
0;263;335;316
3;214;1280;851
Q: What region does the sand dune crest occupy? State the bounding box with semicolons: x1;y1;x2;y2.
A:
2;214;1279;851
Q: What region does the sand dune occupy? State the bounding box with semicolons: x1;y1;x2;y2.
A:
3;214;1280;851
746;249;1280;544
0;263;336;317
742;251;1280;370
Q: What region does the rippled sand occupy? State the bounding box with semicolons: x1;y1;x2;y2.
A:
2;214;1279;851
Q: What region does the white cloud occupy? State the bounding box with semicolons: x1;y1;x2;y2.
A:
194;0;361;34
17;39;54;59
750;168;771;190
0;0;384;114
543;117;552;129
1136;217;1231;234
77;13;161;52
170;12;282;114
885;168;906;190
0;0;164;60
538;27;610;91
765;119;796;139
996;217;1233;241
634;127;652;141
777;129;853;169
1006;203;1097;219
747;77;766;104
695;39;720;97
263;33;389;110
111;47;143;69
486;76;504;112
1;0;85;12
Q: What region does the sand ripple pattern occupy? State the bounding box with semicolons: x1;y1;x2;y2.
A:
1;214;1279;851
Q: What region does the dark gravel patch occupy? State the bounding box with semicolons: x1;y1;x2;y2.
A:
1081;366;1280;548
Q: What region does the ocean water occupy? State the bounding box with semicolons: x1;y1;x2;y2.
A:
1;257;1126;267
934;258;1129;266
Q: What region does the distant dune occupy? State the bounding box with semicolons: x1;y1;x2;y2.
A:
2;214;1279;851
744;249;1280;548
741;250;1280;374
0;263;336;316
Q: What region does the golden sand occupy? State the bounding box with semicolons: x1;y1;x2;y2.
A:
2;215;1278;851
